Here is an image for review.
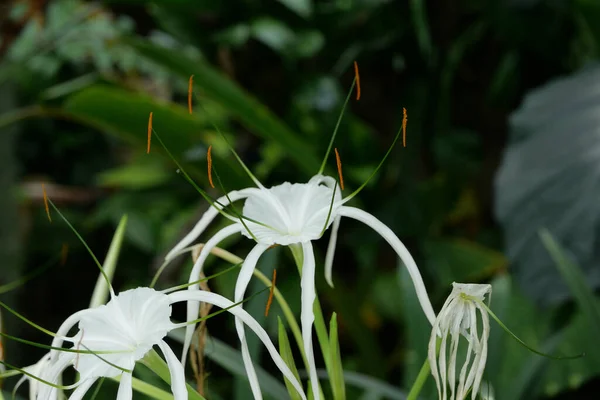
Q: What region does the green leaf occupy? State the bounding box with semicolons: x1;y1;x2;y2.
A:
62;85;247;187
96;157;171;189
123;38;320;175
278;317;303;400
141;350;206;400
328;313;346;400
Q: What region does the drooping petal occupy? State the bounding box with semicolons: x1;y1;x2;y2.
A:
165;189;258;261
182;223;242;365
300;242;320;400
233;243;270;400
428;316;443;400
37;351;76;400
158;340;187;400
49;310;88;360
324;215;341;288
67;377;97;400
116;372;133;400
339;206;436;325
167;291;307;400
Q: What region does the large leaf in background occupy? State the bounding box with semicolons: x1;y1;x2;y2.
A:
494;63;600;306
63;85;248;188
123;38;321;175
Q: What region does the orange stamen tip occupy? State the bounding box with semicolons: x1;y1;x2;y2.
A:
60;243;69;266
402;108;407;148
42;184;51;222
353;61;361;101
334;148;345;190
207;145;215;188
188;75;194;114
265;269;277;317
147;112;153;154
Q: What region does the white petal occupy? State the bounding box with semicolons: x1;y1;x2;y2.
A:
49;310;88;361
158;340;187;400
116;372;133;400
339;206;436;325
165;189;257;261
428;317;443;400
324;216;341;288
68;378;97;400
38;351;76;400
182;223;242;365
300;242;320;400
167;291;307;400
233;243;270;400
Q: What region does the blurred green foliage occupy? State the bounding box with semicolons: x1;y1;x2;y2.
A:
1;0;600;398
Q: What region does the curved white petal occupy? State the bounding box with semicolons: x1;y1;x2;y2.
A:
339;206;436;325
182;223;242;365
233;243;270;400
300;242;320;400
324;215;341;288
158;340;187;400
167;291;307;400
116;372;133;400
68;377;96;400
37;351;76;400
165;189;257;261
49;310;88;361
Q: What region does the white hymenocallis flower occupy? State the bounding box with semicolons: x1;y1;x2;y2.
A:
35;287;306;400
166;158;437;399
428;283;492;400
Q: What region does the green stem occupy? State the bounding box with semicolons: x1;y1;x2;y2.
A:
406;358;431;400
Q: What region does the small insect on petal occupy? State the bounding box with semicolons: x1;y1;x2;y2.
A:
334;148;345;190
207;145;215;189
42;184;51;222
147;112;153;154
188;75;194;114
402;108;407;148
60;243;69;266
265;269;277;317
353;61;361;101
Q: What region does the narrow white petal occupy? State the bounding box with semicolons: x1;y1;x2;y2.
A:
68;378;96;400
181;224;242;365
38;351;76;400
165;189;256;261
324;216;341;288
233;244;270;400
167;291;307;400
116;372;133;400
301;242;320;400
439;329;449;400
470;304;490;400
158;340;188;400
339;206;436;325
49;310;88;360
428;319;443;400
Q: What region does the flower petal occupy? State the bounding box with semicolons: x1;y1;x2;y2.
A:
49;310;88;361
167;291;307;400
339;206;436;325
301;242;320;400
68;377;97;400
324;215;341;288
182;223;242;365
233;243;270;400
165;189;258;261
158;340;187;400
116;372;133;400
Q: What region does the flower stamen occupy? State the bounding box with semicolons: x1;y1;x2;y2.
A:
207;145;215;188
334;148;345;190
74;329;84;369
402;107;407;148
188;75;194;114
42;184;51;222
264;269;277;317
147;112;153;154
353;61;361;101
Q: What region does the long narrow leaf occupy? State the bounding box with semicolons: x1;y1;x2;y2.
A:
278;317;303;400
328;313;346;400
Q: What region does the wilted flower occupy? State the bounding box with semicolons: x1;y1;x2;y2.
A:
428;283;492;400
36;287;306;400
167;172;437;400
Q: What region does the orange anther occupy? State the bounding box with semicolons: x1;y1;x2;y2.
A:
147;112;153;154
353;61;361;101
334;148;345;190
402;108;407;147
188;75;194;114
265;269;277;317
207;145;215;188
42;184;51;222
60;243;69;266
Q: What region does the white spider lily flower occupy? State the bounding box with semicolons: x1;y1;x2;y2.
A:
36;287;306;400
428;283;492;400
13;352;53;400
167;174;436;400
